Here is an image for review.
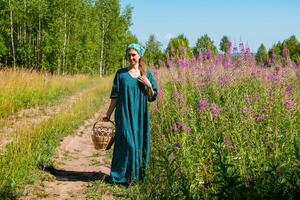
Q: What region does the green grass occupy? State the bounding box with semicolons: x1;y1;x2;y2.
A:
0;77;111;199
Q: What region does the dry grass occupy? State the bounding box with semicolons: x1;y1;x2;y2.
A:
0;68;99;117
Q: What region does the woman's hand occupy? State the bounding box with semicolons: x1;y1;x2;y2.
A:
103;98;117;122
138;75;155;100
102;116;110;122
138;75;152;89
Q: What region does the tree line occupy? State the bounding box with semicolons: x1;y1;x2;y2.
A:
1;0;299;74
143;34;300;68
0;0;136;75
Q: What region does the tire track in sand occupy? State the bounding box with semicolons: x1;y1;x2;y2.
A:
19;99;113;200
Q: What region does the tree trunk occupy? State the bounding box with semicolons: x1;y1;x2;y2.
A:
62;11;67;75
37;12;41;68
99;19;105;77
8;0;16;69
24;0;27;45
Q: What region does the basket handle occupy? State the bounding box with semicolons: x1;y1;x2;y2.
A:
93;118;115;130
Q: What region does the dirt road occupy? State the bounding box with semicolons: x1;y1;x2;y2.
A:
19;100;113;200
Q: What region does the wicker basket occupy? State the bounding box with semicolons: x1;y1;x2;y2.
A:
91;120;115;150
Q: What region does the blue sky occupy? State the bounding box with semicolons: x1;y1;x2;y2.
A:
119;0;300;52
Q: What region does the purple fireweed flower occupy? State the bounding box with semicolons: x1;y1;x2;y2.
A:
239;42;244;52
180;46;186;53
166;59;173;67
173;143;181;149
173;91;185;104
223;60;231;68
268;88;273;95
197;51;203;63
285;86;293;94
171;122;190;133
251;71;257;77
176;121;185;129
203;180;212;188
253;95;260;102
218;75;228;85
215;55;223;65
192;56;196;62
245;47;251;55
233;46;238;54
260;108;267;113
185;127;191;134
245;97;251;104
242;107;248;114
264;73;274;82
254;113;263;121
275;170;282;177
268;59;273;67
158;88;164;97
297;80;300;86
171;123;178;131
178;59;189;68
205;49;212;59
197;98;209;112
210;104;221;117
284;99;294;109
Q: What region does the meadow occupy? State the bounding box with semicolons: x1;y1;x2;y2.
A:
0;68;98;118
130;48;300;199
0;45;299;199
0;69;112;198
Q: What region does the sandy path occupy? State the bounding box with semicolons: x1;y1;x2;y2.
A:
19;99;113;200
0;87;97;151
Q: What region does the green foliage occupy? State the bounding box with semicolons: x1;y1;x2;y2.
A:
194;34;218;56
256;43;268;65
268;42;282;65
268;35;300;65
220;35;231;53
0;33;7;58
144;34;164;67
166;34;192;59
0;0;134;75
283;35;300;63
270;41;282;56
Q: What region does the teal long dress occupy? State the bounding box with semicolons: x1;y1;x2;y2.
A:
109;68;158;183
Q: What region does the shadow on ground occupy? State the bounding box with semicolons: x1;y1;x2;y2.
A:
44;165;110;183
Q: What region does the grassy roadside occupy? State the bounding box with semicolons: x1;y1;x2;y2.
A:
0;76;112;199
0;68;99;118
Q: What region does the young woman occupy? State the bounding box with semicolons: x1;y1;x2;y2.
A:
103;43;158;184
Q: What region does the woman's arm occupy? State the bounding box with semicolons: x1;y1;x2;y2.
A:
146;85;155;100
103;98;117;121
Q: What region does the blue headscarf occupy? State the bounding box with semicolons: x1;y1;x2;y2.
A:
126;43;145;57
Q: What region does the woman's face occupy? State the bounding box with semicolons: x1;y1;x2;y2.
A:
127;48;140;66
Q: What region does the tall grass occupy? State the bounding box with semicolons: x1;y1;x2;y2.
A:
130;54;300;199
0;76;112;199
0;68;98;117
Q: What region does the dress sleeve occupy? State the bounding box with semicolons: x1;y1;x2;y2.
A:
110;72;119;99
147;69;158;102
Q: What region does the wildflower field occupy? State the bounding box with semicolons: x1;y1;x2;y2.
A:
133;46;300;199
